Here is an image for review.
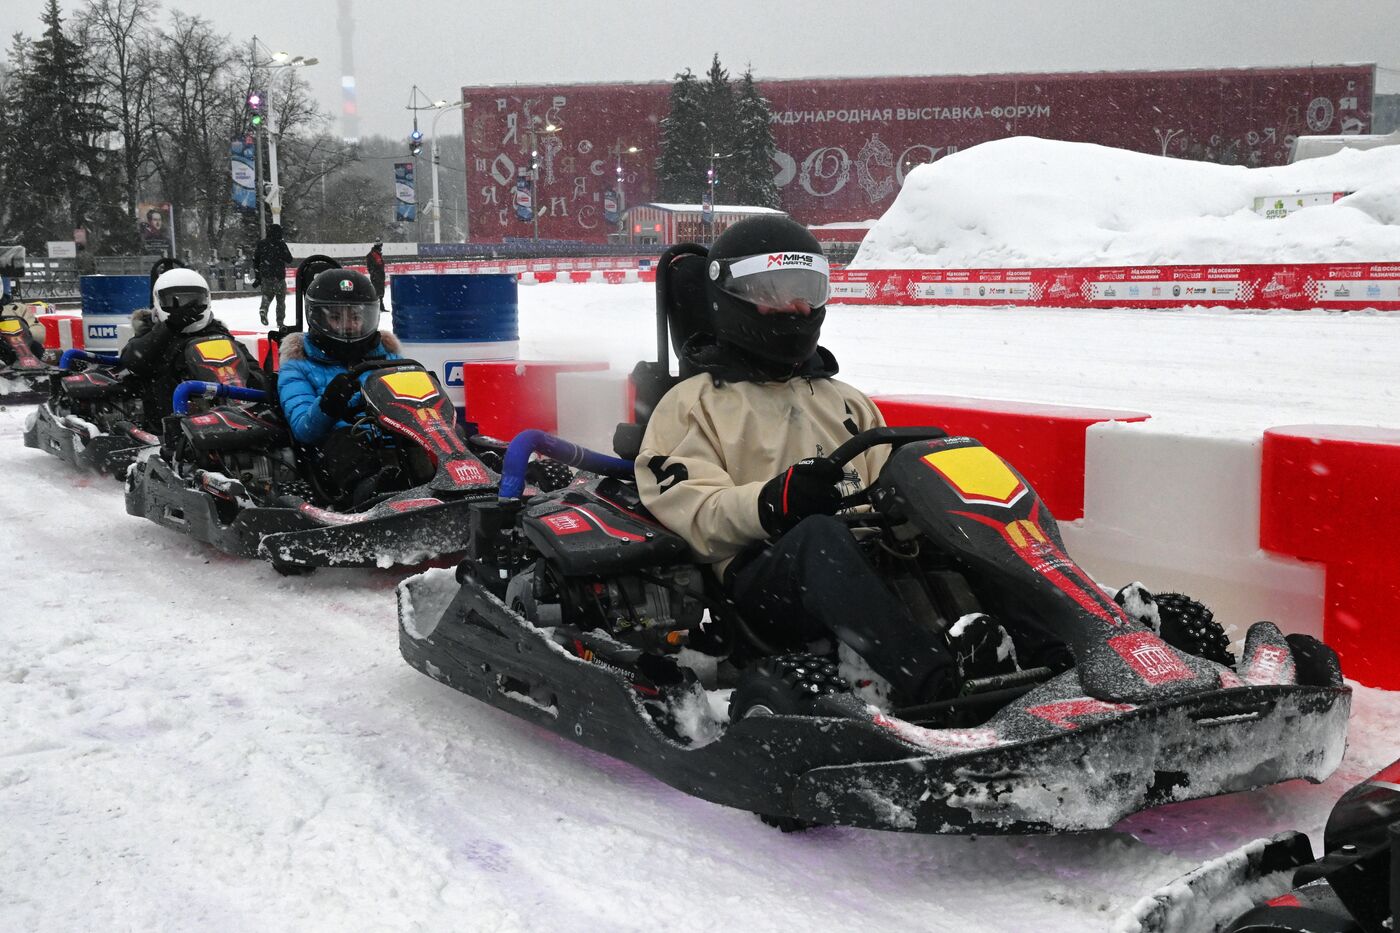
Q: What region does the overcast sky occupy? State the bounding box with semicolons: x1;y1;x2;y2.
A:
25;0;1400;138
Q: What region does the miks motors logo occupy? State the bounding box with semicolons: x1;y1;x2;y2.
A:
766;253;815;268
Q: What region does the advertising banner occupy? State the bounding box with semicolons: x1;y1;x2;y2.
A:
1252;191;1349;218
231;137;257;210
514;168;534;222
137;202;174;256
462;66;1373;242
394;162;416;222
828;262;1400;312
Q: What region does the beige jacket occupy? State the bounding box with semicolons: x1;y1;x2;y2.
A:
636;373;889;574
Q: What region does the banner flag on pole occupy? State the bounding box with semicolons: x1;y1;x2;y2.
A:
394;161;417;222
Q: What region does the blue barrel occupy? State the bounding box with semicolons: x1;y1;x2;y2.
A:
391;273;520;408
80;275;149;351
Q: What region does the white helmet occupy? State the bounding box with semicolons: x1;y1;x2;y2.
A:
151;268;213;334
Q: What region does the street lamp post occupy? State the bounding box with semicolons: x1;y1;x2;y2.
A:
252;38;318;228
613;142;639;242
525;118;561;242
428;99;468;244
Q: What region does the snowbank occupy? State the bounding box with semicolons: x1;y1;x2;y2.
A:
851;137;1400;268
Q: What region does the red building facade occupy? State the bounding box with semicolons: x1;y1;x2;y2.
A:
460;65;1374;243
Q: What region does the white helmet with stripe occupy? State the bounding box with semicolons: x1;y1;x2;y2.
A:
151;268;213;334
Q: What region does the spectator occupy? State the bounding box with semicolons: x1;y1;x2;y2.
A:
365;241;386;311
253;223;294;327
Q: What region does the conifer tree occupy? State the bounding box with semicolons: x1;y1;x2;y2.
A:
656;68;707;202
730;68;780;208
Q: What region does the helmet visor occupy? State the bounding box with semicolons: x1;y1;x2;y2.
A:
309;300;380;343
711;252;830;312
158;286;210;314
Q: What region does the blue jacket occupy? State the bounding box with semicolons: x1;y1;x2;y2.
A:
277;331;402;444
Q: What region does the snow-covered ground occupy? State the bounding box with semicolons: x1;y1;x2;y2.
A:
3;283;1398;932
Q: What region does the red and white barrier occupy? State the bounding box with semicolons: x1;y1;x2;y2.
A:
284;258;657;288
872;395;1148;521
456;360;609;440
831;262;1400;311
37;312;84;351
1260;425;1400;688
230;332;278;370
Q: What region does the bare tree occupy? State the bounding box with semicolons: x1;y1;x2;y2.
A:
80;0;159;249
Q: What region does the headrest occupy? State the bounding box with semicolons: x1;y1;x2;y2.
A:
665;252;711;364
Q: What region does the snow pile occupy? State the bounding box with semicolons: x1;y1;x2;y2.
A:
851;137;1400;268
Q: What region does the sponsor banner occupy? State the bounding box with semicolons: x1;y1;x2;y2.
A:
394;162;416;222
462;66;1371;241
1252;191;1348;218
829;263;1400;311
231;137;257;211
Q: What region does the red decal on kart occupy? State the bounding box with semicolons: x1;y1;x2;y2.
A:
1025;697;1134;730
954;506;1130;627
872;713;1000;750
1266;893;1301;908
542;511;590;535
1242;643;1296;686
385;498;444;513
444;459;490;486
1109;632;1193;685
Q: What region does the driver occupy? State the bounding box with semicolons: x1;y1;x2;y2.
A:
0;300;46;365
636;217;1005;706
121;268;264;422
278;268;402;501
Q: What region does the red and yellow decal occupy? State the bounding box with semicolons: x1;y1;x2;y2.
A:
193;338;238;364
923;445;1026;507
381;370;438;402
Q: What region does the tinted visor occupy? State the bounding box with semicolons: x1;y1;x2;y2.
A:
711;252;830;312
158;286;210;313
309;299;380;343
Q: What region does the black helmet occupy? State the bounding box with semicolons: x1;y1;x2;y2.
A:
705;215;830;367
305;268;382;362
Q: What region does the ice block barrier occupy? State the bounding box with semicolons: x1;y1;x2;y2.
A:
1261;425;1400;689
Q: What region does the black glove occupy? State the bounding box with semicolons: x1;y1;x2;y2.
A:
757;457;844;535
526;457;574;492
164;303;204;333
319;372;361;422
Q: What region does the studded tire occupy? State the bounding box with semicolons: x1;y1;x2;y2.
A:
1154;592;1236;668
729;653;850;834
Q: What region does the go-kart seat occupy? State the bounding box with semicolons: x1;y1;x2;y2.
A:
613;247;712;460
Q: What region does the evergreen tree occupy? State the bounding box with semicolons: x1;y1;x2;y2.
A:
700;53;735;196
655;68;707;202
730;68;780;208
20;0;114;251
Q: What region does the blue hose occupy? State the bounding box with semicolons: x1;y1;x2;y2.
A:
499;429;635;499
172;381;268;414
59;349;121;370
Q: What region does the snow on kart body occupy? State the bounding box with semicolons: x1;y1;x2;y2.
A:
397;243;1348;835
23;332;251;476
123;256;501;573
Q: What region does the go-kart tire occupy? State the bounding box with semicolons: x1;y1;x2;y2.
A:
729;653;849;835
271;558;314;577
1154;592;1235;668
729;653;849;720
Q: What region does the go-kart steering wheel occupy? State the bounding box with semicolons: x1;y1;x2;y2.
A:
827;426;948;512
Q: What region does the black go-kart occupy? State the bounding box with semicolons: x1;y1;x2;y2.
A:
0;304;65;404
23;335;255;476
395;243;1349;835
1118;756;1399;933
21;259;248;476
124;255;512;574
